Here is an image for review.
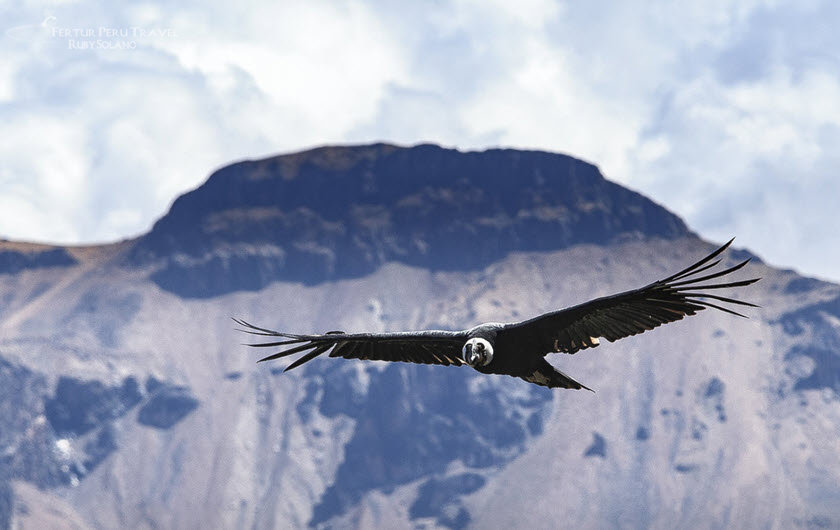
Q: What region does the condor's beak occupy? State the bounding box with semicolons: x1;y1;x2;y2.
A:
463;343;475;365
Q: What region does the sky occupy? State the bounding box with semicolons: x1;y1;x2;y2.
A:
1;0;839;283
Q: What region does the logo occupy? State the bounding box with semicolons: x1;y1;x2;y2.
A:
4;16;176;51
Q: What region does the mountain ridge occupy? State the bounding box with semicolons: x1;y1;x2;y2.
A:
0;143;838;529
125;142;692;297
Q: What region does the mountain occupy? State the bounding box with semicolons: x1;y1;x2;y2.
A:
126;143;690;297
1;143;838;529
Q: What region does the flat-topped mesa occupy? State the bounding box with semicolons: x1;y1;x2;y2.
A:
126;143;692;298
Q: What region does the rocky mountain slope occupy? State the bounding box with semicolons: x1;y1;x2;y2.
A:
0;143;838;529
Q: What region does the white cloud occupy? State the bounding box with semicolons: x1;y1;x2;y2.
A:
1;0;839;282
0;112;90;243
629;65;840;280
1;0;410;243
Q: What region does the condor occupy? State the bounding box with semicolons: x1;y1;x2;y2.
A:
236;239;759;390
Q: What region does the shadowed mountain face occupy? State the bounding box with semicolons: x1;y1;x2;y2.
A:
0;247;76;275
127;144;690;297
1;143;839;529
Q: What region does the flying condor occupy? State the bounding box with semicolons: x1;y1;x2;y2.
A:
236;238;759;390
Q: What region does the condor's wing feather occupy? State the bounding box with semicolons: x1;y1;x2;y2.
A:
499;238;760;356
234;319;467;371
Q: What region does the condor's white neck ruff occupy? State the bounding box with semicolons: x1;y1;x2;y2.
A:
462;337;494;367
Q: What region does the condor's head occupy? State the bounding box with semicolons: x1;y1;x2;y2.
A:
462;337;494;367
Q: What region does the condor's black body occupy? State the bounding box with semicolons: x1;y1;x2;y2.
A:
236;239;759;390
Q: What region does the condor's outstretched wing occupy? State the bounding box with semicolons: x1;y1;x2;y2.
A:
499;238;760;356
235;320;468;372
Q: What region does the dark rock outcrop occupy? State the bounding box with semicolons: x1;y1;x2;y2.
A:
410;473;486;529
44;376;142;437
0;248;76;275
0;357;50;524
0;356;200;524
137;385;199;429
583;432;607;458
127;143;691;298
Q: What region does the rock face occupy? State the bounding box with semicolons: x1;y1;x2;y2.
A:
127;144;690;297
45;376;142;438
0;247;76;275
305;361;550;528
137;384;199;429
0;357;197;495
0;143;838;529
